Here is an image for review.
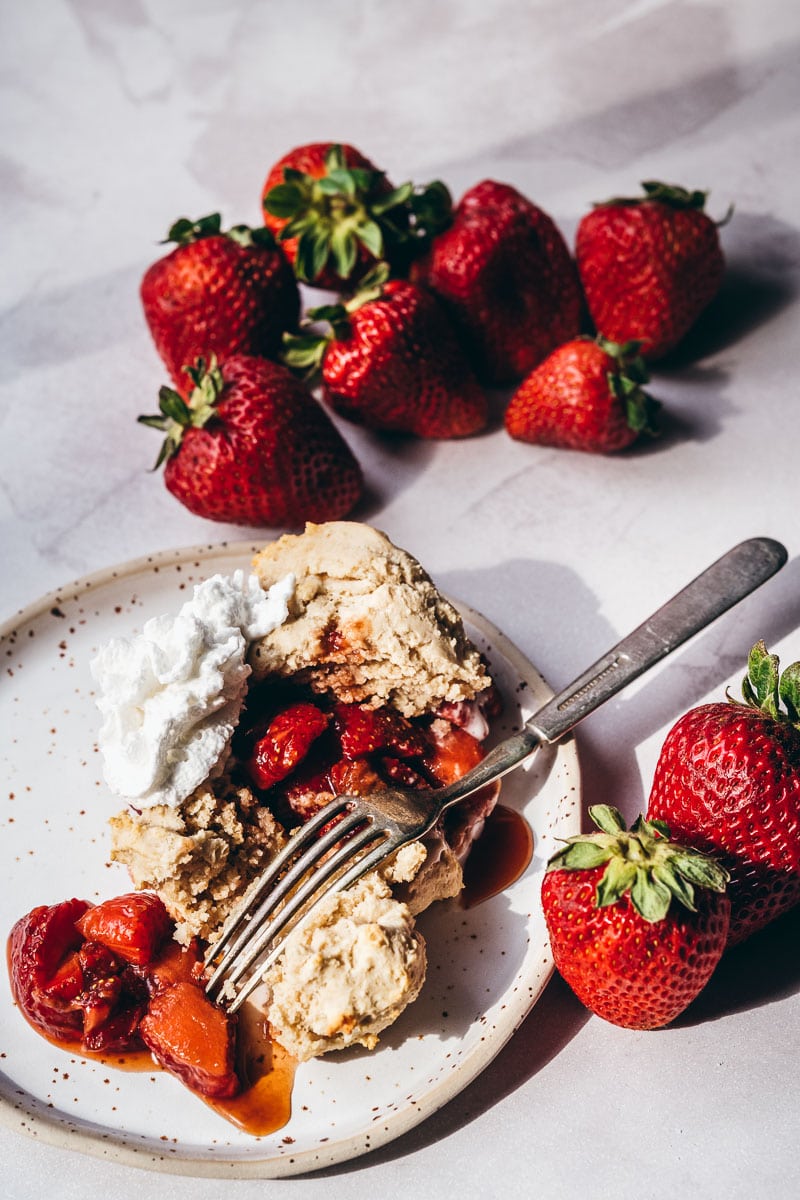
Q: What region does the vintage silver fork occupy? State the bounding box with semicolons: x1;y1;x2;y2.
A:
205;537;786;1013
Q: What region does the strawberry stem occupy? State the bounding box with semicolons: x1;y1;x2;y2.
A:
263;145;452;283
138;357;225;467
739;640;800;728
547;805;729;923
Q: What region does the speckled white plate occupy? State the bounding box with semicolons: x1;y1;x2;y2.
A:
0;542;581;1178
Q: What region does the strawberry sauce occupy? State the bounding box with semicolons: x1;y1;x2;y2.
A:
461;804;534;907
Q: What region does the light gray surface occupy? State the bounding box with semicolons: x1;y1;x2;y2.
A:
2;1;799;1196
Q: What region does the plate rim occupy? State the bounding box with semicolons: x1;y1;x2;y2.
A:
0;540;581;1177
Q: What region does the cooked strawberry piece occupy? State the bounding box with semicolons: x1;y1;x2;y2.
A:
328;756;383;797
9;899;91;1042
76;893;173;966
80;972;123;1036
380;757;430;789
425;720;485;786
42;950;84;1002
78;939;123;978
247;701;330;790
334;703;429;761
144;938;205;994
139;981;240;1100
83;990;149;1054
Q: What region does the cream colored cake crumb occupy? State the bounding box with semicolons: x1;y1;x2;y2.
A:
109;774;285;944
249;522;490;717
265;872;426;1061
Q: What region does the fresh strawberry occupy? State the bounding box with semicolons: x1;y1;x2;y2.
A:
504;335;660;453
410;180;583;385
139;980;240;1100
283;269;487;438
542;806;730;1029
139;354;363;527
647;640;800;945
76;892;173;966
575;181;728;359
262;142;449;288
141;213;300;392
247;701;330;790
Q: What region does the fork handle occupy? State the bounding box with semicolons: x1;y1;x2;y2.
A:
436;537;787;806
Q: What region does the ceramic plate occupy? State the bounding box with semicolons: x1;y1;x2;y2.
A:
0;542;581;1177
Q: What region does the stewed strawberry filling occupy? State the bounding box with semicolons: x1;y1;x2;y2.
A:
235;681;500;855
8;893;239;1099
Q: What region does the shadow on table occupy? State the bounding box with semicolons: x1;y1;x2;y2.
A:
676;903;800;1026
655;211;800;370
311;972;590;1178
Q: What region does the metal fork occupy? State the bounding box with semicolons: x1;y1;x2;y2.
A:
205;536;787;1013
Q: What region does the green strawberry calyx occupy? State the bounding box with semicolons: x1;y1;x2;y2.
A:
597;335;661;436
282;263;392;378
263;144;451;283
736;639;800;728
592;181;734;226
163;213;277;250
138;358;224;467
546;804;729;923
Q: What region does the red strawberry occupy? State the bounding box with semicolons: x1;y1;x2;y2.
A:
76;892;173;967
247;701;330;790
141;214;300;392
9;898;91;1042
139;980;240;1100
541;806;730;1029
647;640;800;945
424;719;485;786
139;354;363;527
504;335;660;453
262;142;449;288
9;897;153;1050
333;701;429;761
410;179;583;385
576;181;728;359
283;269;487;438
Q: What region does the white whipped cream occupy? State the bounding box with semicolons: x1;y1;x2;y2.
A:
92;570;295;807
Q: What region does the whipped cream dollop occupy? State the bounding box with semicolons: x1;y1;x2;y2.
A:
92;570;295;807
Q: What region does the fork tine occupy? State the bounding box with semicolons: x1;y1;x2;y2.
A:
208;813;383;998
224;831;402;1014
203;794;355;972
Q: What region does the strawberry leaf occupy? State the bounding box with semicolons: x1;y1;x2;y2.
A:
671;850;729;893
742;639;781;717
324;144;347;172
588;805;626;835
548;838;615;871
282;331;330;377
779;661;800;724
371;182;415;215
631;868;672;922
596;857;637;907
165;213;222;246
653;862;697;912
330;225;358;279
264;183;306;219
354;219;384;259
545;808;729;920
317;170;356;198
